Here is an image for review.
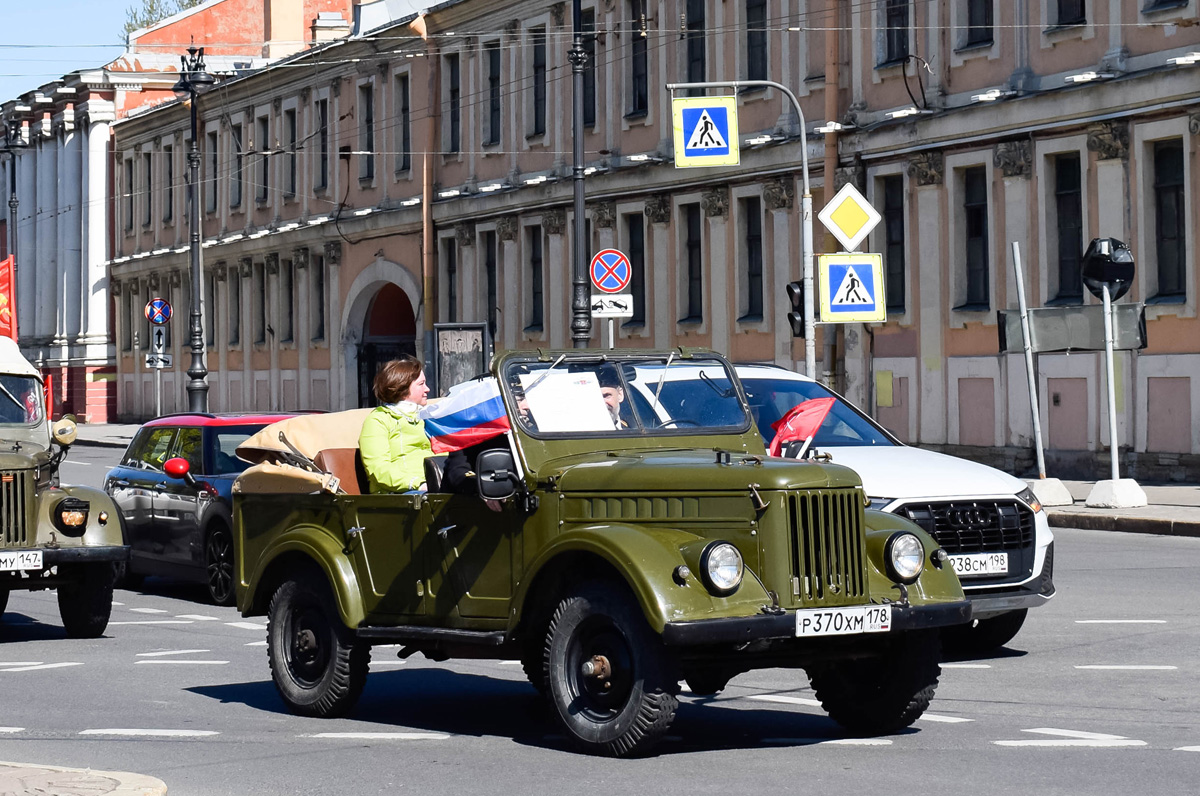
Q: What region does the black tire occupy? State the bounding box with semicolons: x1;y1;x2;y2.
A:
57;564;115;639
267;576;369;718
205;524;237;607
942;609;1028;657
807;630;942;735
521;644;549;697
0;589;9;618
545;583;678;757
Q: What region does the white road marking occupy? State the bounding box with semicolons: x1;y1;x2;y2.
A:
498;661;522;665
80;729;220;737
370;661;406;667
108;620;194;626
1076;620;1166;624
1024;728;1129;740
112;602;125;606
1175;746;1200;752
1075;665;1177;670
942;663;992;669
130;608;170;614
763;737;892;746
136;650;211;658
996;728;1147;748
0;662;45;667
917;713;974;724
0;662;84;672
174;615;220;621
747;694;822;708
307;732;449;740
135;660;230;665
226;622;267;631
0;727;24;733
245;641;267;647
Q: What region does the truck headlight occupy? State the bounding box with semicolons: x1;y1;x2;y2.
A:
885;531;924;584
53;497;90;537
700;541;743;596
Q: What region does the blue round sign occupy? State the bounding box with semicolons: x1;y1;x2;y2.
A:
590;249;632;294
145;297;172;325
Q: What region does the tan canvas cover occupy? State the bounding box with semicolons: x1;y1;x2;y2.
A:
232;460;338;494
0;337;41;379
236;408;373;465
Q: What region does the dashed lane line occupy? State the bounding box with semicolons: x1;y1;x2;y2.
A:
746;694;823;708
245;641;267;647
917;713;974;724
763;737;893;746
129;608;170;614
0;662;84;672
1024;728;1131;740
226;622;267;631
174;615;221;621
1075;665;1177;670
1076;620;1167;624
0;662;44;667
995;728;1147;748
306;732;450;740
942;663;992;669
135;660;230;665
80;729;220;738
136;650;211;658
0;727;24;733
108;620;194;626
1175;746;1200;752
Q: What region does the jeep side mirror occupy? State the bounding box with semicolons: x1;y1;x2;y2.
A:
164;457;198;488
476;448;518;501
51;415;78;447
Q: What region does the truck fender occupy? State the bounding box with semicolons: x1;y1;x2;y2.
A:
514;524;773;635
242;527;367;627
863;509;965;603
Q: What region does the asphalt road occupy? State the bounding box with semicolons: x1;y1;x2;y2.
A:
1;447;1197;795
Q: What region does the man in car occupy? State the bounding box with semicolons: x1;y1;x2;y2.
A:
598;368;627;429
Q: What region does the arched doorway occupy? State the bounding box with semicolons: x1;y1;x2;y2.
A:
358;282;417;407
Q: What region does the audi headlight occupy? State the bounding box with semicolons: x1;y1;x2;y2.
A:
1016;487;1043;514
866;496;895;511
700;541;744;596
885;531;924;584
53;497;90;537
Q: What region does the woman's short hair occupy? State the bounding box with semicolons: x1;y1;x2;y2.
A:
373;356;423;404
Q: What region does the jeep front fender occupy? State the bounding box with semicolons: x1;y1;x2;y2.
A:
863;509;966;604
241;526;366;627
36;484;125;548
515;524;773;635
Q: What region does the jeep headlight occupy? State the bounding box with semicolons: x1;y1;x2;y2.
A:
700;541;743;596
53;497;90;537
885;531;924;584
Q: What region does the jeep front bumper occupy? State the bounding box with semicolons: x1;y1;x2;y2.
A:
660;599;972;646
1;545;129;568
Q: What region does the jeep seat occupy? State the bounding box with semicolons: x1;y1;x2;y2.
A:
313;448;370;495
424;454;448;493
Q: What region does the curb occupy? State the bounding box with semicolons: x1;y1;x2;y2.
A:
1047;511;1200;538
72;438;130;449
0;761;166;796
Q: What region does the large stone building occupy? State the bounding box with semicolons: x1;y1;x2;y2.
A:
108;0;1199;479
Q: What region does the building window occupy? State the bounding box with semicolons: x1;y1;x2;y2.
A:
1057;0;1085;26
627;213;646;325
396;76;411;172
205;272;216;347
141;152;152;226
123;159;133;231
253;261;266;343
740;197;764;321
120;289;132;351
205;131;218;212
685;0;706;95
231;124;244;208
485;43;501;146
443;239;458;323
163;145;173;222
582;9;597;127
255;115;270;202
311;256;325;342
629;0;648;116
746;0;768;81
484;231;498;340
960;166;990;310
882;175;906;312
283;109;297;197
528;226;544;331
884;0;910;64
1053;153;1083;302
315;99;329;190
446;53;461;154
965;0;993;45
229;268;241;346
532;29;547;135
682;203;703;322
1153;139;1185;299
280;260;294;342
359;84;375;179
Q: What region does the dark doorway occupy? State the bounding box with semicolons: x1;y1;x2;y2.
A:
358;283;417;407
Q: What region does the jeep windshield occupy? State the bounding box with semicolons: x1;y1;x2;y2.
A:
0;373;50;451
504;354;750;437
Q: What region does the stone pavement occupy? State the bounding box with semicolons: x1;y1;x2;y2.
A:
0;761;166;796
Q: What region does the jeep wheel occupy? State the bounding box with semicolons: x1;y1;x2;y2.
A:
942;609;1028;657
267;576;369;718
56;564;114;639
545;583;677;757
807;629;941;735
205;525;236;606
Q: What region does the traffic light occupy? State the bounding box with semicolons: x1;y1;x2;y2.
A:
786;280;805;337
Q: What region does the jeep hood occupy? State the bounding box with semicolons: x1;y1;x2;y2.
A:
546;450;863;493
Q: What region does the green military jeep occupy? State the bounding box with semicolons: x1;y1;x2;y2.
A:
232;350;970;756
0;338;126;637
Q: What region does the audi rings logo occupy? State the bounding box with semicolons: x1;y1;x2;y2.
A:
947;506;992;529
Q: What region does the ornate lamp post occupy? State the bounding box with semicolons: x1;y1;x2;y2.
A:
172;46;215;412
568;0;591;348
1;121;26;280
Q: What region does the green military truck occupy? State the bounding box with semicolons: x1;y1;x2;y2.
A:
0;338;126;637
230;350;970;756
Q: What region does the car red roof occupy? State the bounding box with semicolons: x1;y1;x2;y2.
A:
142;413;301;428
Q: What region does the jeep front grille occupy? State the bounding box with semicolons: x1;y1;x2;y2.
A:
786;489;867;605
0;469;32;547
898;500;1035;554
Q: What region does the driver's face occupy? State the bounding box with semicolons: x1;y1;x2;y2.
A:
600;386;624;422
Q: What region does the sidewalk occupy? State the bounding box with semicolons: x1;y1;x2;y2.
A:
0;761;165;796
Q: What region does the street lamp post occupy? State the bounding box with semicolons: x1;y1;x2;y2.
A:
568;0;591;348
2;123;25;292
173;47;215;413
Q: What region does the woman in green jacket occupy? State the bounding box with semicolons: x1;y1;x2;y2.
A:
359;356;433;492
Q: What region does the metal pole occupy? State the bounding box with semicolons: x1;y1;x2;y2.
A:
607;318;614;350
1102;283;1119;483
155;366;162;418
568;0;591;348
1011;242;1046;479
185;89;209;412
665;79;814;378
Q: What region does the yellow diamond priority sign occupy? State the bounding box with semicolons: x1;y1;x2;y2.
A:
818;183;882;252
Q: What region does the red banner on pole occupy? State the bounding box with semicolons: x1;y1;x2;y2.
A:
0;255;15;341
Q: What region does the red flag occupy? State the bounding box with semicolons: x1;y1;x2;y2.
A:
768;397;836;457
0;255;15;342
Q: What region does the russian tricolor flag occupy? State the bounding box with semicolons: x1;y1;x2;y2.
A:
420;378;510;453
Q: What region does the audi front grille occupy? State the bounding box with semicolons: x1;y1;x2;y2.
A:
898;500;1034;554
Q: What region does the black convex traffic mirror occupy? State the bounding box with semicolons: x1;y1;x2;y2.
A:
1081;237;1135;301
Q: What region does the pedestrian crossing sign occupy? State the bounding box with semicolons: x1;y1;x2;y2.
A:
818;253;887;323
672;96;740;168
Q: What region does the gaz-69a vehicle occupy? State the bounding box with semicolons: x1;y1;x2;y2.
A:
229;350;971;756
0;338;126;637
